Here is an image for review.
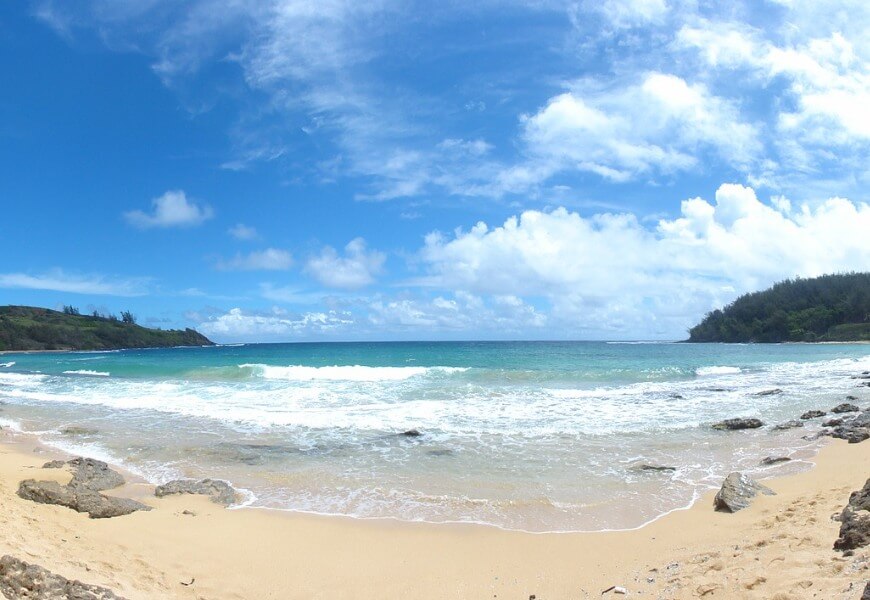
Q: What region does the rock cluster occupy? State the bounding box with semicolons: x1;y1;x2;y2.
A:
714;472;775;512
834;478;870;552
711;418;763;431
827;411;870;444
0;555;125;600
154;478;240;506
17;458;150;519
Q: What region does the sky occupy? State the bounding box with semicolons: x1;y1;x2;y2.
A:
0;0;868;342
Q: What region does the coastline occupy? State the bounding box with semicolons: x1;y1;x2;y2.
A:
1;428;867;598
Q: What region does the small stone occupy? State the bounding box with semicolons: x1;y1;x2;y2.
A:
714;472;775;512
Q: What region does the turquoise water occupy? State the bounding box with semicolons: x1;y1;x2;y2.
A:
1;341;869;531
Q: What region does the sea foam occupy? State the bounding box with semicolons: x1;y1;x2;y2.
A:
62;370;111;377
240;364;466;382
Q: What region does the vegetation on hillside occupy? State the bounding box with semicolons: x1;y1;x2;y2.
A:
687;273;870;343
0;306;213;351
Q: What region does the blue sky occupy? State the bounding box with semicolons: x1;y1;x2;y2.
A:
0;0;868;342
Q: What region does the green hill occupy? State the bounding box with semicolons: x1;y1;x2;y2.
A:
687;273;870;343
0;306;213;351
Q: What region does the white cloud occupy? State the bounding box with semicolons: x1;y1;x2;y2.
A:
217;248;294;271
305;238;385;289
228;223;260;240
521;72;760;182
596;0;668;28
124;190;213;228
197;307;354;342
0;270;150;296
418;183;870;336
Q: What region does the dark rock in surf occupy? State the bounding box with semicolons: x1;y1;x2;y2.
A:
760;456;791;466
154;479;241;506
635;464;677;473
60;426;99;436
714;472;775;513
753;389;783;397
712;418;763;431
17;479;150;519
832;403;860;414
835;478;870;551
773;420;804;431
823;418;844;427
0;555;126;600
800;410;826;420
401;429;422;437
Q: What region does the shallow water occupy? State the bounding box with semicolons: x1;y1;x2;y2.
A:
1;341;868;531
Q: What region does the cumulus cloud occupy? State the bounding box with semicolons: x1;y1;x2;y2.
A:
124;190;213;228
0;270;150;296
228;223;260;240
217;248;294;271
522;72;760;183
305;238;385;289
418;183;870;335
196;307;354;342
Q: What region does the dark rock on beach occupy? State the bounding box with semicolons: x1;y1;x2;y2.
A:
773;420;804;431
832;403;860;414
65;457;125;491
0;555;126;600
835;478;870;551
828;411;870;444
760;456;791;466
714;472;775;513
823;418;845;427
155;478;240;506
800;410;826;420
712;418;763;431
17;479;150;519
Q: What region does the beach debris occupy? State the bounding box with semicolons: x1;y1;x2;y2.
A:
0;555;126;600
714;472;775;513
800;410;826;420
155;478;241;506
401;429;422;437
601;585;628;595
711;418;763;431
760;456;791;466
832;403;860;414
834;478;870;552
17;479;151;519
753;388;783;396
772;420;804;431
180;578;196;587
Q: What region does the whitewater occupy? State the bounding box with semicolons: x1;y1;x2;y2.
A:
0;341;868;531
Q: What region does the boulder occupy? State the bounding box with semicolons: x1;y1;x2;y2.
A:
823;418;844;427
800;410;826;420
0;555;125;600
154;478;240;506
17;480;151;519
401;429;422;437
835;478;870;551
772;420;804;431
66;457;125;491
760;456;791;466
714;472;775;513
832;403;860;414
712;418;763;431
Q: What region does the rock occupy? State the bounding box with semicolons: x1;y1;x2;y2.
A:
832;403;860;414
714;472;775;513
634;464;677;473
753;389;783;396
846;395;858;401
773;420;804;430
823;418;844;427
401;429;422;437
669;393;684;399
760;456;791;466
42;460;66;469
66;457;125;491
829;413;870;444
800;410;826;420
712;418;763;431
154;478;240;506
835;478;870;551
60;426;98;436
17;479;151;519
863;581;870;600
0;555;126;599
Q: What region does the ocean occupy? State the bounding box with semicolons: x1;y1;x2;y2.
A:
1;341;868;532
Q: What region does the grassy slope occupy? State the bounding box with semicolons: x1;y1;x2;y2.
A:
0;306;213;351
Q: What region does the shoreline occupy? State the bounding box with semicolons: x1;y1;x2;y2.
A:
1;428;868;598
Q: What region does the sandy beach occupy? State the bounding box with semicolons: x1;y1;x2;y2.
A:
0;427;866;600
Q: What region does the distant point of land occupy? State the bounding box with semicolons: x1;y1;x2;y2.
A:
687;273;870;343
0;305;213;351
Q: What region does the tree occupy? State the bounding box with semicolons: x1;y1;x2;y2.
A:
62;305;80;316
120;310;136;324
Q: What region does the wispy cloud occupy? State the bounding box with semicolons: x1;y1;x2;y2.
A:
0;270;151;296
124;190;213;229
228;223;260;241
217;248;294;271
